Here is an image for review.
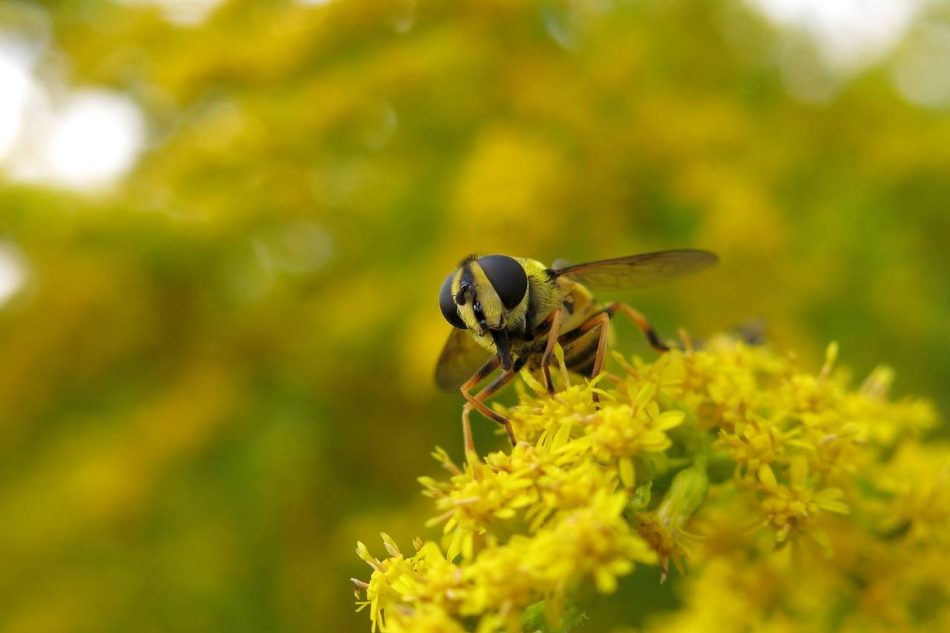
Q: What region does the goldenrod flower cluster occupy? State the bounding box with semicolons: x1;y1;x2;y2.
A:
354;336;946;632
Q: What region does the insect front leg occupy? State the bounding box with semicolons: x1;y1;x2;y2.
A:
460;356;522;452
459;356;501;452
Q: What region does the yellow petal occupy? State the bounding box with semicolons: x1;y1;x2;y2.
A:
654;410;685;430
758;464;779;492
594;567;618;593
790;456;808;486
553;421;573;449
635;382;657;406
619;458;636;488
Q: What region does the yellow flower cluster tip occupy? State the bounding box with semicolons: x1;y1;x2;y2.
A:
354;335;946;633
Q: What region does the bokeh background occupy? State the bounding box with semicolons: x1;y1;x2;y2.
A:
0;0;947;631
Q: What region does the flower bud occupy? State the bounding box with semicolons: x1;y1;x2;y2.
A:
658;458;708;529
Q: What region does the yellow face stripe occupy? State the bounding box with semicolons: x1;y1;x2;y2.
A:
449;259;504;331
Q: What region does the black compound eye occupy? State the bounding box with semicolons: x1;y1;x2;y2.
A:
439;272;466;329
478;255;528;310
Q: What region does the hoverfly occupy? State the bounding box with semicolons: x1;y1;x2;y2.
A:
435;249;717;452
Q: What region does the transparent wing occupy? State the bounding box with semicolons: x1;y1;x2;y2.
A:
434;327;492;391
552;249;717;290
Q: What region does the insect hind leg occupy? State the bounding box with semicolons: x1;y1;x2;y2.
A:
557;301;671;378
612;303;670;352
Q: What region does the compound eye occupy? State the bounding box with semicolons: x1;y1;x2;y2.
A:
478;255;527;310
439;272;466;329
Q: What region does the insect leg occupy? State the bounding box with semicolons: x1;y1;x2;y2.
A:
557;308;612;347
462;357;526;451
555;302;668;400
556;311;612;400
459;356;501;452
538;308;563;394
614;303;670;352
560;303;669;353
460;355;526;450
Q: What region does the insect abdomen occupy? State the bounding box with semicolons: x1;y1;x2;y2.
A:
562;326;605;376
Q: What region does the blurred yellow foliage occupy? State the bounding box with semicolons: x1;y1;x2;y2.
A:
0;0;947;631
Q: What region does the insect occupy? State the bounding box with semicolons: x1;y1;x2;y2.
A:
434;249;717;452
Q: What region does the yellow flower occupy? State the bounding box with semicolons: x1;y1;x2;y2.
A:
582;387;685;484
354;336;947;632
756;457;849;547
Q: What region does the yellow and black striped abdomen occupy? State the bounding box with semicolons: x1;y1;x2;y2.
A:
561;322;612;376
558;278;607;376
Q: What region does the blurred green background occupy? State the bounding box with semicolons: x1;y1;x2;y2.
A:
0;0;947;631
